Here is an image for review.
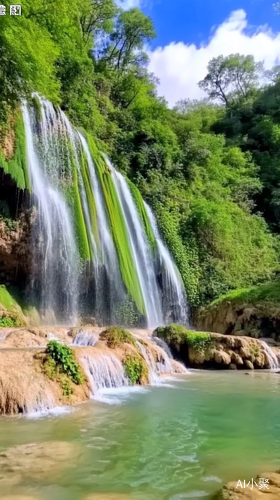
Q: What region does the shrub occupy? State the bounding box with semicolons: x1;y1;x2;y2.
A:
100;326;136;348
124;354;148;385
46;341;84;385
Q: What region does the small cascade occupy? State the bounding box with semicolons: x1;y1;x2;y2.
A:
144;203;189;325
260;341;280;369
136;340;160;384
73;331;99;347
26;390;57;414
81;352;130;394
152;336;174;359
108;158;164;329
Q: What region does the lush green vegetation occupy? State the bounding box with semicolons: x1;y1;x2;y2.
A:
123;353;148;385
1;0;280;309
0;285;25;326
45;341;84;385
100;326;136;348
155;324;212;353
211;278;280;306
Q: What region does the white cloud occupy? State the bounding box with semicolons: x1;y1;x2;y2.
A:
117;0;141;8
147;10;280;107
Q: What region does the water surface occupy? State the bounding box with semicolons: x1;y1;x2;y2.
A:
1;371;280;500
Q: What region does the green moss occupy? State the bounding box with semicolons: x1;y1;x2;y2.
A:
123;353;149;385
66;143;91;261
154;324;189;344
100;326;136;348
86;133;146;316
80;147;100;255
185;331;212;353
127;179;156;250
0;285;26;326
0;316;21;327
113;299;140;327
154;324;212;353
31;95;42;123
0;110;30;191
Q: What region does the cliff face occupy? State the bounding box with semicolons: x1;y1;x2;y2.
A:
0;210;33;290
194;282;280;342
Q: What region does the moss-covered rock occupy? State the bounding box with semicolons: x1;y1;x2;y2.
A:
0;285;26;327
195;279;280;341
154;324;211;354
0;110;30;191
153;324;273;370
100;326;136;348
123;353;149;385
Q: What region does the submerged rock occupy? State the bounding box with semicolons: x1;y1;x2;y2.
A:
0;496;41;500
212;470;280;499
0;441;83;486
84;495;143;500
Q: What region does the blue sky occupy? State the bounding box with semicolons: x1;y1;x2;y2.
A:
119;0;280;105
142;0;279;48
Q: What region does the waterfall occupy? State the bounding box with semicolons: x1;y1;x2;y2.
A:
22;101;78;325
72;330;99;347
79;135;126;320
81;352;130;394
260;341;280;369
136;340;160;384
144;203;189;325
20;97;189;328
106;157;164;329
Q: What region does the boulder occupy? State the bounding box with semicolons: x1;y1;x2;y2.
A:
244;360;254;370
212;470;280;499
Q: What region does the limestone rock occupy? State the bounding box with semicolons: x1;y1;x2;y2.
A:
229;363;237;370
214;350;231;365
244;360;254;370
231;352;244;366
213;470;280;499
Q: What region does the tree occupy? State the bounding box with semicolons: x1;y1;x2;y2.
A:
264;65;280;84
78;0;117;46
198;54;263;105
101;8;156;71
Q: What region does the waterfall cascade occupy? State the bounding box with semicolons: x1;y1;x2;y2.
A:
21;97;188;328
260;341;280;369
